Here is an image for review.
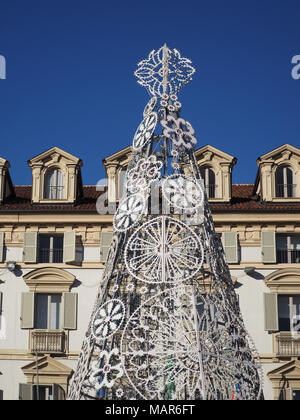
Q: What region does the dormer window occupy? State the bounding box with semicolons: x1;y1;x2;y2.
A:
28;147;83;204
44;168;64;199
255;144;300;202
200;166;217;198
275;166;295;198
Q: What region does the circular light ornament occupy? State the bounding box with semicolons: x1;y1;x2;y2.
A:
133;112;157;151
113;193;146;232
162;174;204;212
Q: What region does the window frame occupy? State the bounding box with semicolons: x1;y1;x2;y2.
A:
43;168;64;200
38;233;64;264
276;234;300;264
278;294;300;333
275;165;295;198
200;166;217;198
34;293;62;331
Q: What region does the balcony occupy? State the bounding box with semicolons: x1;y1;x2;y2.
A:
277;249;300;264
276;184;296;198
39;248;63;264
276;333;300;357
30;330;66;354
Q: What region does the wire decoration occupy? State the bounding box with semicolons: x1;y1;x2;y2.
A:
68;45;263;401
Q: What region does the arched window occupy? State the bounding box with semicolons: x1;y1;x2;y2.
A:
44;168;64;199
275;166;295;198
200;166;216;198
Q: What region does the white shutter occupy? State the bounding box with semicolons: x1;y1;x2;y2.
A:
222;232;239;263
0;232;4;263
100;232;113;263
261;231;276;263
23;232;38;263
263;293;279;332
20;292;35;329
63;231;76;264
62;292;77;330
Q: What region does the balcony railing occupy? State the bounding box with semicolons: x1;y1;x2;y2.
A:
277;249;300;264
276;333;300;357
205;184;217;199
30;330;66;354
39;248;63;263
45;186;64;200
276;184;296;198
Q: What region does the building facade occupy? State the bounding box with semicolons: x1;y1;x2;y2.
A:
0;144;299;400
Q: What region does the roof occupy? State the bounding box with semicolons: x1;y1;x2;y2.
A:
0;184;299;214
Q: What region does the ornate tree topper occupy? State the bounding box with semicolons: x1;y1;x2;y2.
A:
134;44;196;97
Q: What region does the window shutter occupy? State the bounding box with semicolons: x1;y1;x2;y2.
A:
23;232;38;263
261;231;276;263
19;384;33;400
222;232;239;263
0;232;4;263
283;388;293;401
63;231;76;264
20;292;35;329
263;293;279;332
63;292;77;330
53;384;64;400
0;291;3;330
100;232;113;263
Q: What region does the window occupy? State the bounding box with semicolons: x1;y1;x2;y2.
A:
44;168;64;199
292;390;300;400
33;385;54;401
35;294;62;330
276;234;300;264
39;234;63;263
200;167;216;198
275;166;295;198
278;295;300;332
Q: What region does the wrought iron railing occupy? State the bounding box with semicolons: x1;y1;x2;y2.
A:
46;186;64;200
277;249;300;263
276;333;300;357
276;184;296;198
30;330;65;354
39;248;63;263
205;184;217;199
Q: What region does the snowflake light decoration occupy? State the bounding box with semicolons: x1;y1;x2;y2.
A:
134;45;195;97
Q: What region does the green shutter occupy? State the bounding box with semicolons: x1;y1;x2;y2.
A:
19;384;33;400
63;231;76;264
0;232;4;263
263;293;279;332
261;231;276;263
222;232;239;263
23;232;38;263
63;292;77;330
20;292;35;329
100;232;113;263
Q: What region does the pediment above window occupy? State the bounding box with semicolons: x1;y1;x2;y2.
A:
255;144;300;202
28;147;83;204
23;267;76;292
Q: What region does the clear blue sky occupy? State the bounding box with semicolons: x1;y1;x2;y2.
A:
0;0;299;185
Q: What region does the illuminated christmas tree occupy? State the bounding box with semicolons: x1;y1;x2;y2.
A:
68;45;263;401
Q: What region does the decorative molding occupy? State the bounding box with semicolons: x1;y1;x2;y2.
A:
264;268;300;293
23;267;76;292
